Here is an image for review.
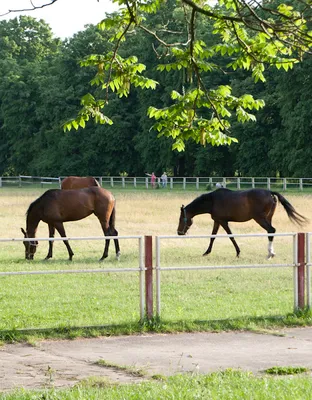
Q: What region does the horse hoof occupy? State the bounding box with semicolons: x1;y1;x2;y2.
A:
267;253;275;260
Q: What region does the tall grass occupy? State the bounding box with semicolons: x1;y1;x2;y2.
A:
0;187;312;338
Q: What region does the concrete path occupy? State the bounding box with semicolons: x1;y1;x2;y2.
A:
1;327;312;392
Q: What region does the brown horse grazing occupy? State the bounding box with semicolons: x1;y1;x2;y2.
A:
177;188;308;259
61;176;100;190
21;187;120;261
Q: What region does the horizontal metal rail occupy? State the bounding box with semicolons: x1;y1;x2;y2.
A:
0;235;142;243
0;268;141;277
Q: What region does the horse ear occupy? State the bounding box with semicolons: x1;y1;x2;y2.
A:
21;228;26;236
181;204;184;209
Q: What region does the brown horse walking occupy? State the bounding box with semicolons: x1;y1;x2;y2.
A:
21;187;120;261
177;188;308;258
61;176;100;190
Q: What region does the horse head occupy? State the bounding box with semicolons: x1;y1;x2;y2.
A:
21;228;38;260
177;205;193;235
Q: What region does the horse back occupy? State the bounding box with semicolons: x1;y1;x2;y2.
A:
211;188;275;222
61;176;100;190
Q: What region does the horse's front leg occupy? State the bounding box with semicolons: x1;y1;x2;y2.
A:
54;223;74;261
220;221;240;257
45;224;55;260
203;221;220;256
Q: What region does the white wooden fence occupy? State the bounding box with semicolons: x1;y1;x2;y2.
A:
1;175;312;191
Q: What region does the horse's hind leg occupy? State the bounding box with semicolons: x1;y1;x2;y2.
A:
98;220;111;261
254;217;276;259
99;227;120;261
219;221;240;257
203;221;220;256
100;238;110;261
54;222;74;261
112;228;121;260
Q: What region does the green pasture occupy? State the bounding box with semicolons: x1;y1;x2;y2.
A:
1;369;312;400
0;187;311;341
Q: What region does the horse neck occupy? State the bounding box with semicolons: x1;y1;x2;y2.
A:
26;210;40;238
186;193;212;218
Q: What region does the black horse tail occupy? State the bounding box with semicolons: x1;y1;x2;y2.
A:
271;191;309;226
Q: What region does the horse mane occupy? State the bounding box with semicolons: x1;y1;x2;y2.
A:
26;190;57;217
186;192;212;208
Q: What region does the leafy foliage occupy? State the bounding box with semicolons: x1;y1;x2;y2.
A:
64;0;312;150
2;7;312;178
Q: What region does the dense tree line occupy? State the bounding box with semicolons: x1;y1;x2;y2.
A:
0;10;312;178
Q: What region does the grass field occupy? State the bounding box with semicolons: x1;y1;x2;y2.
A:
0;187;312;340
2;369;312;400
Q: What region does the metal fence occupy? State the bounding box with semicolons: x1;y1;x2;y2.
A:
155;232;308;315
0;235;146;321
0;232;310;328
1;175;312;191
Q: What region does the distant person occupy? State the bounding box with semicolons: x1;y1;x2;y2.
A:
161;172;168;188
145;172;156;188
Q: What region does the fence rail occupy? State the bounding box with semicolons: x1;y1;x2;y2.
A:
1;175;312;191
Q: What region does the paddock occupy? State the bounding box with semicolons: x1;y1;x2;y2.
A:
0;188;311;332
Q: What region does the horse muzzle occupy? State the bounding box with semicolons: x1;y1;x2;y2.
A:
177;230;186;236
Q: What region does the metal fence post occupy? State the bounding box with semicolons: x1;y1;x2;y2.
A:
306;233;311;309
145;235;153;319
297;232;306;310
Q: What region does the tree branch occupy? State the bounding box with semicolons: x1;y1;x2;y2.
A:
0;0;58;17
